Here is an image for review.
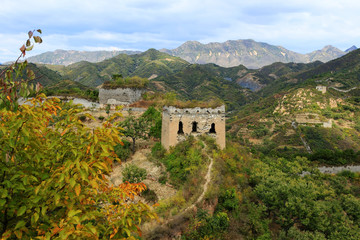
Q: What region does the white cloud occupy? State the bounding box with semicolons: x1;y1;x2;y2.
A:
1;0;360;62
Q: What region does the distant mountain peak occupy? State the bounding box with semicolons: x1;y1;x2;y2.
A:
160;40;346;68
345;45;358;53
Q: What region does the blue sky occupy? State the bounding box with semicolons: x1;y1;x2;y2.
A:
1;0;360;63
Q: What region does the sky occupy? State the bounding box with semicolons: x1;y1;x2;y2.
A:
1;0;360;63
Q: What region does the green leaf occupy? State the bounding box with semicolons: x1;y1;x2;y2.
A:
124;228;131;237
55;193;60;205
69;178;76;188
1;189;8;198
32;212;39;224
68;209;81;218
37;29;42;34
15;220;26;229
0;199;6;207
17;206;27;216
32;195;42;203
41;206;48;216
26;44;34;51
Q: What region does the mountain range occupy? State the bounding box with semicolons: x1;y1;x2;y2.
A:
25;40;358;69
27;49;141;66
161;39;354;68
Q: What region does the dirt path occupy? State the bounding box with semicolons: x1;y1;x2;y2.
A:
164;143;214;223
183;150;213;212
142;144;215;239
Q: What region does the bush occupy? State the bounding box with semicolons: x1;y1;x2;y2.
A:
183;211;230;239
142;106;162;139
158;172;167;185
78;114;87;122
98;116;105;121
122;164;147;183
151;142;166;159
114;139;132;161
141;188;158;203
217;187;240;211
338;170;356;179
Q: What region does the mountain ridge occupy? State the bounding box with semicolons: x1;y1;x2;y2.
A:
26;49;141;66
24;39;353;69
160;39;347;68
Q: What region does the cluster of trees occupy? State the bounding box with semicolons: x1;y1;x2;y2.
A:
165;141;360;239
250;156;360;239
0;30;156;239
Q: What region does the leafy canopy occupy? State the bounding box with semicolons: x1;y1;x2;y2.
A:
0;30;156;240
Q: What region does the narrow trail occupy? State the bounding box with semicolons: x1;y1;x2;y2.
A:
163;143;214;224
292;121;312;154
183;148;213;212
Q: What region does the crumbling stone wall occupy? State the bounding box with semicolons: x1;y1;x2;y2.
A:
161;105;226;150
99;88;145;106
316;86;327;94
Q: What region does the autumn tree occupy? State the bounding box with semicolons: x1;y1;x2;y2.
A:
0;30;156;240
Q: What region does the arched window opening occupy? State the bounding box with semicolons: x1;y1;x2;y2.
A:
209;123;216;133
177;121;184;134
192;122;198;133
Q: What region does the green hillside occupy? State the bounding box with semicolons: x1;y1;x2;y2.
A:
153;64;253;111
25;63;63;87
259;49;360;97
229;85;360;164
61;49;189;88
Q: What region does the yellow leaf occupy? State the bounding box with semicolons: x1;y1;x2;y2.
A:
61;129;67;136
75;184;81;196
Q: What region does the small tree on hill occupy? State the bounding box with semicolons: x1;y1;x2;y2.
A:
142;106;162;139
119;113;150;153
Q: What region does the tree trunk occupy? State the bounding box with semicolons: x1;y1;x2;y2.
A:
132;137;136;153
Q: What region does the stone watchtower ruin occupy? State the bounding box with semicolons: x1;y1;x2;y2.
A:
99;88;145;107
161;105;226;150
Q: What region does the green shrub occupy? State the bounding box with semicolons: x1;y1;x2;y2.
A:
217;187;240;211
158;172;167;184
141;188;158;203
98;116;105;121
122;164;147;183
183;211;230;239
338;170;356;179
142;106;162;138
151;142;166;159
114;139;131;161
78;114;86;122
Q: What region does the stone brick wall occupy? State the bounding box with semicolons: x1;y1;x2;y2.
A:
161;105;226;150
99;88;145;106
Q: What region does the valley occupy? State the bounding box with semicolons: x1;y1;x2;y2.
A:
1;39;360;239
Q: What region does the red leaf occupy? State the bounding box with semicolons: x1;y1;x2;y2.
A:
35;82;42;92
20;44;26;56
28;31;33;38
